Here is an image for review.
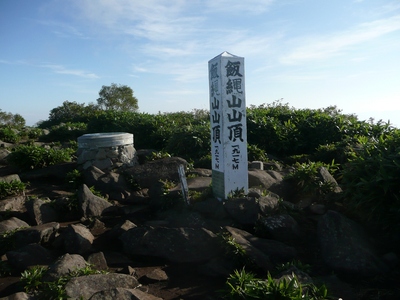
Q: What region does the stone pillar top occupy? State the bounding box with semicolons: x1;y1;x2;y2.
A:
78;132;133;148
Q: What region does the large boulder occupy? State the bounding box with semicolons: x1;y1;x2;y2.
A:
43;253;87;282
318;210;389;277
65;273;140;299
120;226;221;263
78;184;113;218
0;217;29;234
124;157;188;188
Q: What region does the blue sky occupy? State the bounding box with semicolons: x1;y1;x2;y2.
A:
1;0;400;126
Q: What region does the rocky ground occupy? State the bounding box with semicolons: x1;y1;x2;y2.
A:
1;149;400;299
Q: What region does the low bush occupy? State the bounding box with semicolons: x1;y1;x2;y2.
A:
7;145;74;170
285;161;339;197
341;129;400;231
0;127;20;143
224;268;329;299
0;180;26;199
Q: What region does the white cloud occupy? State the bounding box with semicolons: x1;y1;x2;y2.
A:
205;0;275;14
281;15;400;64
37;20;88;39
41;64;99;79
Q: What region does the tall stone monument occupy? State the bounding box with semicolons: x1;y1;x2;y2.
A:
208;51;248;200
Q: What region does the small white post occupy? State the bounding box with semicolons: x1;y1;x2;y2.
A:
208;51;248;200
178;164;189;205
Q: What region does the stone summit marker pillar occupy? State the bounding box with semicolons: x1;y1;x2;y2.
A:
208;51;248;200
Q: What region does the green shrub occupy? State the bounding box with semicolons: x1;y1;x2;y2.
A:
341;129;400;230
165;124;210;161
21;263;107;299
8;145;74;170
285;161;338;197
0;180;26;199
40;122;88;143
0;127;20;143
224;268;329;299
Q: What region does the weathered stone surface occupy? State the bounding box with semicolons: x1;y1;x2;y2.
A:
257;195;280;216
317;167;342;193
224;226;273;272
106;220;137;241
139;268;168;284
87;252;108;271
224;197;259;226
248;169;286;196
78;184;113;218
0;217;29;234
0;195;26;212
171;176;212;194
13;222;59;248
61;224;94;255
83;167;132;202
26;198;59;225
258;214;302;245
43;253;87;282
120;226;221;263
6;244;54;272
0;149;11;164
225;226;297;265
89;288;162;300
0;291;30;300
192;197;228;219
124;157;188;188
64;273;140;299
318;210;389;277
0;174;20;183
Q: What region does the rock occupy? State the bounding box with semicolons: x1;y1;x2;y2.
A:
170;176;212;195
0;149;11;164
0;217;29;234
257;214;302;245
13;222;59;248
0;174;21;184
258;195;280;216
78;184;113;218
43;253;87;282
226;226;297;264
139;268;168;284
26;198;59;225
248;169;289;198
224;197;259;226
6;244;54;272
0;292;30;300
124;157;188;188
83;167;132;202
120;226;221;263
317;167;342;193
61;224;95;255
275;266;313;285
318;210;389;277
0;195;26;212
64;273;140;299
87;252;108;271
249;161;263;170
89;288;162;300
106;220;137;240
224;226;273;272
192;197;228;219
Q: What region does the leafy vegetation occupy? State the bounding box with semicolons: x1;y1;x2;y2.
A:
285;161;338;197
223;268;329;299
0;180;26;199
7;145;75;170
21;264;108;299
